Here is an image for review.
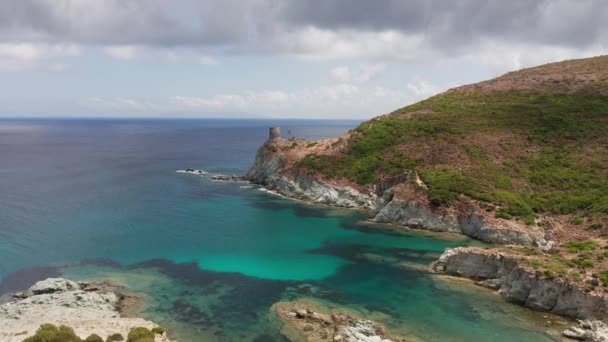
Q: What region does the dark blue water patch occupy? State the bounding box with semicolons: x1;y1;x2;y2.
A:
292;205;343;219
307;240;442;266
0;266;61;295
244;197;294;211
127;259;295;329
79;258;124;268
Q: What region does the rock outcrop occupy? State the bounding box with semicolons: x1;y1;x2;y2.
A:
272;301;412;342
246;140;548;247
246;142;376;209
563;320;608;341
0;278;169;342
433;248;608;320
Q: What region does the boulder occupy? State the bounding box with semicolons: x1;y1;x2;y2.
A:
24;278;81;297
563;320;608;341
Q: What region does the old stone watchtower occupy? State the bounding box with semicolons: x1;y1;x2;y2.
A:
269;126;280;140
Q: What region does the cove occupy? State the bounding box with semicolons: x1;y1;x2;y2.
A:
0;119;567;341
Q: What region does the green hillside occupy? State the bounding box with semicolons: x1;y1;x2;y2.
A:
296;57;608;225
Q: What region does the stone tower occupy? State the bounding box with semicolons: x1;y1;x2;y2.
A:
269;126;280;140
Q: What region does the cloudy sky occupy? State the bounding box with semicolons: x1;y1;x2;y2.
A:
0;0;606;119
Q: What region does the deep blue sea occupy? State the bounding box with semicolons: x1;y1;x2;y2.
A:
0;119;566;341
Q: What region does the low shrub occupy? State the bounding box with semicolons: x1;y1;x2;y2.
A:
150;327;165;335
85;334;103;342
23;324;82;342
127;327;154;342
562;241;599;253
106;334;124;342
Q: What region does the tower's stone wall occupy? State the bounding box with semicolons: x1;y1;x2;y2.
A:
269;126;280;140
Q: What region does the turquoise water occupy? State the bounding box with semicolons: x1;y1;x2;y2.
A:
0;119;565;341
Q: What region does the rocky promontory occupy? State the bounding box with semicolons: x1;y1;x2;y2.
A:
272;300;412;342
245;137;549;247
0;278;169;342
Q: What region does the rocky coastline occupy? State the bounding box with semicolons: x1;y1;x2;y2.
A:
433;247;608;319
245;138;549;247
0;278;169;342
246;136;608;341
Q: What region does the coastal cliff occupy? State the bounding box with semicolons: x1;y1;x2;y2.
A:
246;140;376;209
247;55;607;250
246;138;548;247
433;247;608;319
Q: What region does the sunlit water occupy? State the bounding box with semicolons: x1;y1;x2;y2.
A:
0;119;567;341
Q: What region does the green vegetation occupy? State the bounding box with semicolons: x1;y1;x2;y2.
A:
281;142;298;151
21;325;159;342
84;335;103;342
562;241;599;253
126;327;154;342
23;324;82;342
105;334;124;342
150;327;165;335
599;271;608;286
418;169;474;206
295;91;608;223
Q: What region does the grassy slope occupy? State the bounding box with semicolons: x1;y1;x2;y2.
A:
296;57;608;226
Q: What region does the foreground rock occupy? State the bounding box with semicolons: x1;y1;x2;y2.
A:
562;320;608;341
0;278;169;342
272;301;412;342
433;247;608;320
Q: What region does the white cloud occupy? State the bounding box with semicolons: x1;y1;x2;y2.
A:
457;39;607;76
330;63;385;83
0;43;79;72
330;66;351;82
406;79;443;99
86;97;149;111
103;46;140;60
103;45;178;61
82;75;447;118
170;79;444;118
103;45;219;66
199;56;218;66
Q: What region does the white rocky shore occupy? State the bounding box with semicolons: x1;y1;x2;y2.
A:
0;278;169;342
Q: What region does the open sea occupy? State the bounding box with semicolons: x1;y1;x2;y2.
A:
0;119;566;341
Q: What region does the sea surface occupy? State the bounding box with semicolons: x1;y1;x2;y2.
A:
0;119;566;341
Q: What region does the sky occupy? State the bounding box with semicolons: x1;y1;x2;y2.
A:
0;0;606;119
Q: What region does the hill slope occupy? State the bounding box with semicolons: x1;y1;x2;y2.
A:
296;56;608;228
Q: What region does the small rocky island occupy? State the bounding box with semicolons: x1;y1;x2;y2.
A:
0;278;169;342
272;300;412;342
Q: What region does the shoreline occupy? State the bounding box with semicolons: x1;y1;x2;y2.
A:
0;278;169;342
244;136;608;340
